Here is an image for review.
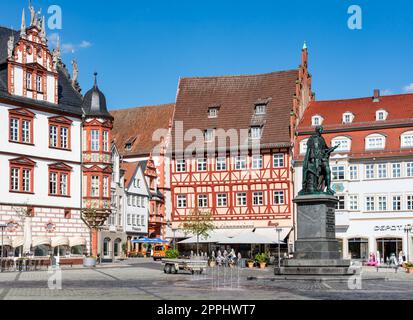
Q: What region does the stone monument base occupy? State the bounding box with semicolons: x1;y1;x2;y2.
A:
277;194;354;277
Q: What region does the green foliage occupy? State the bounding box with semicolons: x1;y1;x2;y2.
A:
180;209;214;240
255;253;269;263
405;262;413;268
165;249;180;259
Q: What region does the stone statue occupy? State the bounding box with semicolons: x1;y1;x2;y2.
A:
29;2;36;26
71;60;78;81
299;126;339;195
7;35;14;59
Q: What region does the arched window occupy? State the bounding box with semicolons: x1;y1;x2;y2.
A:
332;136;352;152
311;115;323;126
342;112;354;124
300;139;309;154
401;131;413;148
365;133;386;150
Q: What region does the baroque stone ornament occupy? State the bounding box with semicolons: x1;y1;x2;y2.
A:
299;126;339;195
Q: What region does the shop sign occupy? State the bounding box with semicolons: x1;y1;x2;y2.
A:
374;225;404;232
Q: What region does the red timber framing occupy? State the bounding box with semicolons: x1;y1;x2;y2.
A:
48;116;73;151
8;108;35;145
83;119;113;164
170;148;293;223
9;157;36;194
82;165;112;203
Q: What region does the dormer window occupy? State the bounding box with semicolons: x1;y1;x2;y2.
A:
255;104;266;115
343;112;354;124
205;129;214;142
250;126;262;140
312;115;323;126
376;110;388;121
125;143;133;151
332;136;351;152
208;107;219;118
366;133;386;150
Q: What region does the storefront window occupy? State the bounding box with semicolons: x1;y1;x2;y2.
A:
34;245;51;257
71;246;85;256
103;238;111;257
337;239;344;258
114;239;121;257
348;238;368;260
376;238;403;263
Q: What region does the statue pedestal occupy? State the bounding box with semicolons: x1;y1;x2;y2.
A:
276;194;354;277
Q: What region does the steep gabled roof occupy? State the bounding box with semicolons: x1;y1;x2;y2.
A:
120;161;140;189
172;70;299;152
111;104;175;157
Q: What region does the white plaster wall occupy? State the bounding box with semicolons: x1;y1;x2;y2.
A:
46;74;55;103
14;66;23;96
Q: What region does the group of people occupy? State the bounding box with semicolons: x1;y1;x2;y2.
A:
189;249;242;266
367;252;407;266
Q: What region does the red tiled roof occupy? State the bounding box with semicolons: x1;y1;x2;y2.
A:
299;93;413;132
120;162;139;188
172;70;299;152
111;104;175;157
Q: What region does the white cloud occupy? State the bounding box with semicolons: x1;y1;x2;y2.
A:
79;41;92;49
381;89;393;96
46;33;92;54
403;83;413;93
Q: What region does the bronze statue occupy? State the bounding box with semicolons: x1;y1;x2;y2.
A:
299;126;339;195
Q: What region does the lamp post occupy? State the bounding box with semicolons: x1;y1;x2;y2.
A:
276;228;283;271
404;224;413;262
172;227;178;251
0;224;7;273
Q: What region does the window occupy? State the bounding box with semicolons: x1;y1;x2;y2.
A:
26;72;32;90
253;192;264;206
49;165;71;197
407;195;413;210
217;194;227;207
197;158;207;171
336;196;345;210
343;113;354;124
377;164;387;179
274;191;285;205
255;104;266;115
366;196;375;211
252;155;263;169
36;75;42;92
216;157;226;171
365;164;375;179
366;134;385;150
208;108;218;118
205;129;214;142
392;196;402;211
378;196;387;211
132;215;136;226
250;127;262;139
127;195;131;206
48;117;72;150
60;127;68;149
103;131;109;152
312;115;323;126
376;110;388;121
332;166;345;180
177;195;187;208
407;162;413;177
332;137;351;152
235;156;247;170
273;154;285;168
236;193;247;206
349;165;358;180
91;130;100;151
349;195;359;211
127;214;131;225
401;132;413;148
198;195;208;208
300;139;309;155
103;176;109;198
133;178;140;188
9;109;34;145
9;158;35;194
176;159;186;172
392;163;401;178
91;176;100;197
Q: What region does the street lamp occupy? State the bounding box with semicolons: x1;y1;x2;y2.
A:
167;220;178;251
404;224;413;262
0;224;7;273
276;228;283;272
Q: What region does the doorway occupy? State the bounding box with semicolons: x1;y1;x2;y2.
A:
376;238;402;263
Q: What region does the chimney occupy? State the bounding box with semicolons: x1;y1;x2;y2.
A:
373;89;380;102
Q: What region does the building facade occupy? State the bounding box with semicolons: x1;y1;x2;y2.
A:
294;90;413;262
0;9;90;257
169;46;313;251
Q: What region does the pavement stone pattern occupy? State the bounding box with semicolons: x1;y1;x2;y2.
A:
0;259;412;300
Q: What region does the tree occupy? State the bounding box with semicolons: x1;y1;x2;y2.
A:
180;209;214;256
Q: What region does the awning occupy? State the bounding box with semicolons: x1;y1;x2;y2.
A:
32;237;51;247
12;237;24;248
131;237;168;244
51;237;70;247
69;237;87;247
218;229;284;245
0;237;12;247
254;227;292;242
178;230;240;244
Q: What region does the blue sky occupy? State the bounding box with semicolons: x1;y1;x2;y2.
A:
2;0;413;110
